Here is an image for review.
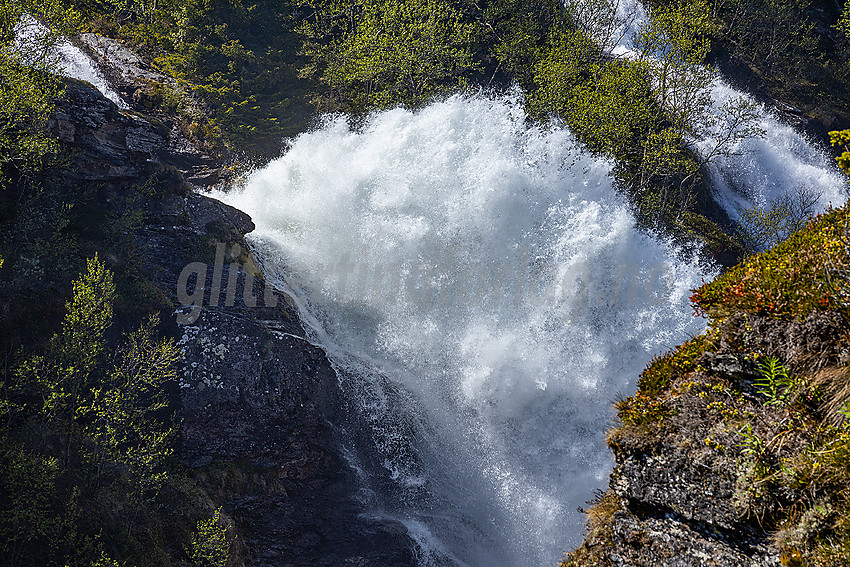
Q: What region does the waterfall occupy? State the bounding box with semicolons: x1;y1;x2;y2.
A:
14;15;127;108
55;39;128;108
611;0;846;218
218;11;849;552
9;4;844;564
217;93;709;566
699;79;847;216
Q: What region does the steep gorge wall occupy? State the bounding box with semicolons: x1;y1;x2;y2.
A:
52;71;418;566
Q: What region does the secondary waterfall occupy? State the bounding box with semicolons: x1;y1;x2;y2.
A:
15;16;127;108
613;1;847;218
218;94;708;566
56;39;127;108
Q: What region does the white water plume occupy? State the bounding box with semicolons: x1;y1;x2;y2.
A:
218;93;708;566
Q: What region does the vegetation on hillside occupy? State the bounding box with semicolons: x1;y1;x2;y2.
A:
0;257;235;567
0;17;241;564
71;0;317;159
691;205;848;319
692;0;850;136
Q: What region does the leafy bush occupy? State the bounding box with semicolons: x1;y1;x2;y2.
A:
0;257;212;567
298;0;480;110
188;508;233;567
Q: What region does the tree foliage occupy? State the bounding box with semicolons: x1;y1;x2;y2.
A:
719;0;816;77
737;186;820;253
0;257;189;566
532;0;763;230
0;0;78;185
831;129;850;177
0;446;61;565
82;314;179;496
188;508;233;567
298;0;479;110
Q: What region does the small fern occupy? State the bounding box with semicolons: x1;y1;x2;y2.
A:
738;422;764;459
755;356;796;406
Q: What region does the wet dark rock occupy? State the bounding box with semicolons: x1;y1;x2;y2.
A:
573;308;840;563
56;78;417;566
773;101;810;128
611;445;745;530
697;352;759;379
77;33;169;99
49;79;165;180
720;311;847;369
607;506;780;567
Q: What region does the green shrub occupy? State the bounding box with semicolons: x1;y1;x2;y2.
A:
755;356;799;406
189;508;233;567
637;333;713;397
691;205;849;320
299;0;480;110
737;187;820;253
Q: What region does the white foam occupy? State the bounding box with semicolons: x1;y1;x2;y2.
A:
217;93;708;566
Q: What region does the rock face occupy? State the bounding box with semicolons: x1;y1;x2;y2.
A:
77;33;170;100
76;33;229;188
566;299;850;566
49;79;166;180
57;76;417;565
606;509;778;566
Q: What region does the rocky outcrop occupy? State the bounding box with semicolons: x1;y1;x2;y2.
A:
76;32;229;188
57;76;417;565
567;292;850;567
603;506;778;566
49;79;166;180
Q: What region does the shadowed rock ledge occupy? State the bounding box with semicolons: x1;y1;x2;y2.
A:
54;74;417;566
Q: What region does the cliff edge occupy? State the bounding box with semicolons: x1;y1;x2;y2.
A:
565;205;850;566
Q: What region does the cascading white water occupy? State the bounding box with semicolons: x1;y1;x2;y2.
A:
55;40;127;108
699;80;847;216
14;4;845;563
218;2;847;564
612;0;847;218
218;93;708;566
14;15;127;108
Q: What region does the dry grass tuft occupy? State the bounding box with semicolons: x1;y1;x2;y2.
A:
812;366;850;426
